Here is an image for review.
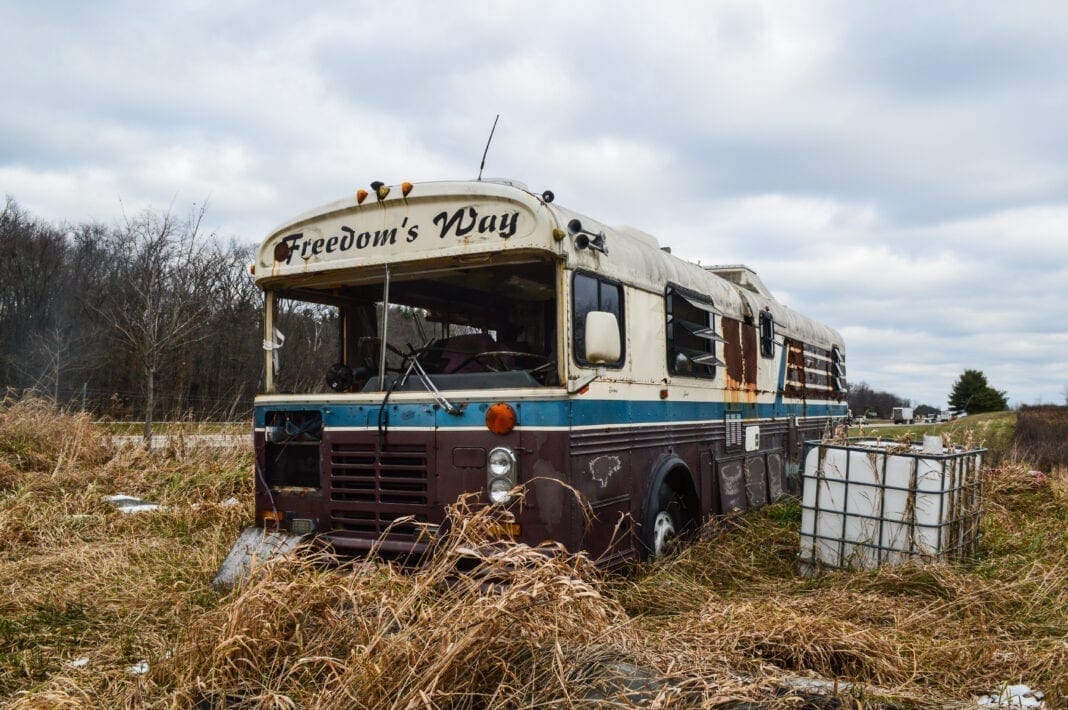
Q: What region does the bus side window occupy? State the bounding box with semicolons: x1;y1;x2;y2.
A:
759;310;775;358
572;272;624;366
665;286;723;378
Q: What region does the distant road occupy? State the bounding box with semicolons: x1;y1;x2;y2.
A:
851;421;941;431
111;434;245;449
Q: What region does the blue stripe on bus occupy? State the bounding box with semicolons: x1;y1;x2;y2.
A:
254;398;847;428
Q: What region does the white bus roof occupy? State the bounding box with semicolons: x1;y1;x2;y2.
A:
254;179;843;351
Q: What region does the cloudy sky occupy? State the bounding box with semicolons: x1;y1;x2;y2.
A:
3;1;1066;408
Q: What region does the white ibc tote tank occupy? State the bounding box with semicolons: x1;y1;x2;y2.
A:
799;438;984;574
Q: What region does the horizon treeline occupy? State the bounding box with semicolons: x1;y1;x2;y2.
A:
0;198;273;420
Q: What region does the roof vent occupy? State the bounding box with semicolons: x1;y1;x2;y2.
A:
705;264;775;300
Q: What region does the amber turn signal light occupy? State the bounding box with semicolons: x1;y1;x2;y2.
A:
485;402;517;435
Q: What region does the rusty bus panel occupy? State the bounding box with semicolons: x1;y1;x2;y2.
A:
746;456;768;508
767;451;786;501
717;459;748;513
741;321;758;389
723;318;743;384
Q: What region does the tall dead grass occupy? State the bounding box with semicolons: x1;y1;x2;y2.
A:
2;397;1066;707
620;463;1068;705
0;395;110;484
153;504;649;708
1015;405;1068;470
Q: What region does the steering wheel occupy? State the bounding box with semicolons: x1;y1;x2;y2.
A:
451;350;552;373
326;363;354;392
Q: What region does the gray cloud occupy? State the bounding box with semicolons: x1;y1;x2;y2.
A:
2;0;1067;406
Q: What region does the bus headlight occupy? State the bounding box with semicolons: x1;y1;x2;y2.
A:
487;446;518;504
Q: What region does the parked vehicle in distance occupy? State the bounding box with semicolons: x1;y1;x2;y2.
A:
892;406;914;424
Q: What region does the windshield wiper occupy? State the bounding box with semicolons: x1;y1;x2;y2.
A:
377;344;463;443
399;346;462;416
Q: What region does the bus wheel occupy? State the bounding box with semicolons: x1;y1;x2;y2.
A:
642;481;685;559
651;509;676;558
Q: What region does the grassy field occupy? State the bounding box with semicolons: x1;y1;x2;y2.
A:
2;398;1065;707
850;411;1018;462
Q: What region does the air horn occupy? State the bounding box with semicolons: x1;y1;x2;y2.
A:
566;219;608;255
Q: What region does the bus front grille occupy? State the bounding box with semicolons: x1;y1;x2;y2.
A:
328;509;429;537
328;440;431;537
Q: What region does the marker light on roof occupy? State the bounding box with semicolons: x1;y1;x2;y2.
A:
402;181;413;196
356;189;369;204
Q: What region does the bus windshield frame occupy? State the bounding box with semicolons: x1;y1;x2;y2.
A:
262;255;561;395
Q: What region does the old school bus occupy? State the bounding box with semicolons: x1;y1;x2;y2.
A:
247;179;847;566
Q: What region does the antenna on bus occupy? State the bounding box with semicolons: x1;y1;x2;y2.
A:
477;114;500;181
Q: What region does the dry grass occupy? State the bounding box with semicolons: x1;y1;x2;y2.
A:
2;396;1066;707
1015;405;1068;470
619;463;1068;706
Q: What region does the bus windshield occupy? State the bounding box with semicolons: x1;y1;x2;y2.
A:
267;258;559;394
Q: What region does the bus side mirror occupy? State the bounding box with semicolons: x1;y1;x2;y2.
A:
585;311;620;364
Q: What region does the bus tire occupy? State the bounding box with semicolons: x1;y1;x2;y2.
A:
640;461;698;560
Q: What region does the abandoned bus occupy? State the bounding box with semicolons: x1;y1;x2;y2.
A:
245;179;847;566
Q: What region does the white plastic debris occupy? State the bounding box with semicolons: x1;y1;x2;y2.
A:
104;495;141;505
68;657;89;668
128;661;149;675
118;503;164;514
263;327;286;373
221;497;241;507
782;676;853;694
104;494;166;514
977;683;1045;708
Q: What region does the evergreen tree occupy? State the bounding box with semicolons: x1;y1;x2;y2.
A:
949;369;1008;414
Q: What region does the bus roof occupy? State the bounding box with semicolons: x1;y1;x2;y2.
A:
254;179;843;351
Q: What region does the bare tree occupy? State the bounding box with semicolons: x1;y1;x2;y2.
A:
31;324;73;403
94;204;225;442
0;199;269;419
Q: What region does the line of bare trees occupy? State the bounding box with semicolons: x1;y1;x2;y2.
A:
846;381;910;419
0;197;270;427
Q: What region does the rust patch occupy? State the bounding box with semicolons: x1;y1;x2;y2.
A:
273;241;291;262
783;338;841;401
741;322;758;389
723;319;758;403
722;318;743;383
783;338;807;399
724;376;742;404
